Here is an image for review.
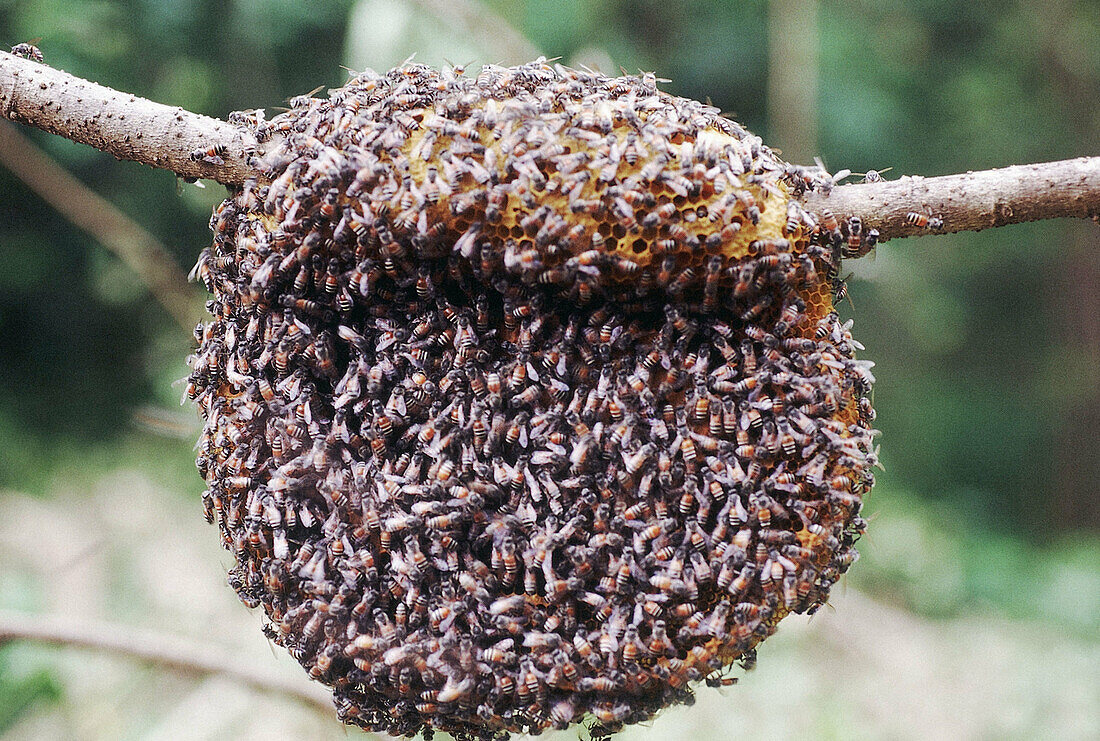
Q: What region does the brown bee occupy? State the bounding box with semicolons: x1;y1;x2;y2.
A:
10;41;43;62
190;58;876;741
905;211;944;230
189;143;228;165
705;668;739;688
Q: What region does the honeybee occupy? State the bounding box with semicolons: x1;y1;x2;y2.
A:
190;143;228;165
10;41;43;62
705;668;739;688
905;211;944;230
858;167;892;183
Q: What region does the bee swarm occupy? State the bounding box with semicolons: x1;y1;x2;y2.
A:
188;59;877;740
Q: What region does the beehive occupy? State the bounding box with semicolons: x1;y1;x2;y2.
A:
188;59;877;740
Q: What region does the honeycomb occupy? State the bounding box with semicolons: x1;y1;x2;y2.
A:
188;59;877;740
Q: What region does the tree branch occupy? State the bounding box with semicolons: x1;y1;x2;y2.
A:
3;50;1099;244
0;51;258;185
803;157;1100;242
0;609;333;712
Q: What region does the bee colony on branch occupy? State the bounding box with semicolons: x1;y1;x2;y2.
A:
187;58;878;740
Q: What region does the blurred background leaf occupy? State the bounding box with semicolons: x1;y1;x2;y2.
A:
0;0;1096;737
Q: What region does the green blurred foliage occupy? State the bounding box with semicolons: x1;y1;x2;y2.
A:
852;482;1099;636
0;0;1094;584
0;646;63;734
0;0;1096;733
0;0;354;489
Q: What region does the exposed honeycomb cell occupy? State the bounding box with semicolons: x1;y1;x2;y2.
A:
188;60;877;741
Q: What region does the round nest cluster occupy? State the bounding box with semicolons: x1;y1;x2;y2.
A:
188;60;878;739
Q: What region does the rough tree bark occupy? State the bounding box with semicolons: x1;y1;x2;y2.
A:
2;50;1099;242
0;51;260;184
802;159;1100;241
